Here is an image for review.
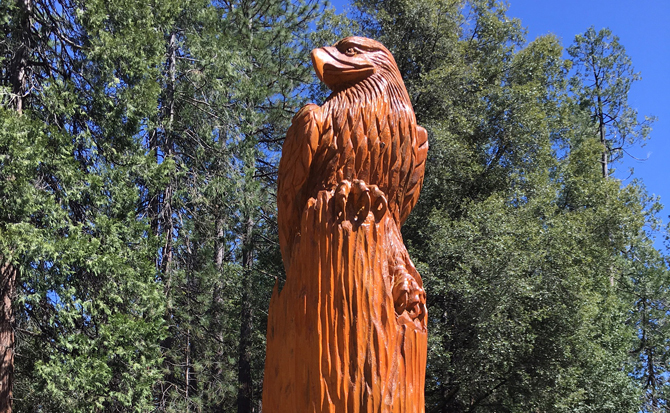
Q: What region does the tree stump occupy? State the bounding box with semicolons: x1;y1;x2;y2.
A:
263;187;427;412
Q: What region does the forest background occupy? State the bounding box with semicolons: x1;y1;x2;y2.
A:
1;0;669;412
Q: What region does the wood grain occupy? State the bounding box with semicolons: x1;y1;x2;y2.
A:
264;37;428;412
263;189;426;412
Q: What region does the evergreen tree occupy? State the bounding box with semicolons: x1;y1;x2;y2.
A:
352;0;664;411
140;0;330;411
2;0;667;412
0;0;172;410
568;27;670;413
567;27;656;178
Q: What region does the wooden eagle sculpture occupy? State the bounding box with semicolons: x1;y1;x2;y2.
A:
263;37;428;413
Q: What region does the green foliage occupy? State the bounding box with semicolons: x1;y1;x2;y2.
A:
132;0;332;411
354;0;668;411
0;108;166;411
2;0;668;412
568;27;656;177
1;0;169;410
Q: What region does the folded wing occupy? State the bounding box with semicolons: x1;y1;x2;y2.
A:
399;125;428;226
277;104;321;268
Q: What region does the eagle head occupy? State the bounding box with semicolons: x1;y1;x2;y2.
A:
311;36;402;93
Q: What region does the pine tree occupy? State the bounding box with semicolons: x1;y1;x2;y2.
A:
0;0;172;410
568;27;655;178
140;1;329;411
351;0;664;411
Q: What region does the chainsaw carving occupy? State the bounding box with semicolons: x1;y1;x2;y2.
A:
263;37;428;412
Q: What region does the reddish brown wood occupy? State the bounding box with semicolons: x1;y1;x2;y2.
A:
0;261;15;413
264;37;428;413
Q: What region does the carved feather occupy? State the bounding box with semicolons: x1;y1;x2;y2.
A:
277;37;427;266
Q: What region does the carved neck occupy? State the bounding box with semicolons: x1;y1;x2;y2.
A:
323;70;414;125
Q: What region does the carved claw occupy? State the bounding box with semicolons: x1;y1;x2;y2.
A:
334;180;388;223
392;270;426;322
369;185;388;221
334;180;352;221
351;180;370;224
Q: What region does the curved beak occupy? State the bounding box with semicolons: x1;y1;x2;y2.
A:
311;46;375;90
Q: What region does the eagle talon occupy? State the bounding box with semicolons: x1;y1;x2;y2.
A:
351;180;371;224
368;185;388;221
393;271;426;321
334;180;352;221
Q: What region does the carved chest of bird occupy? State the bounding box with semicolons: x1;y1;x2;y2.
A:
277;36;428;265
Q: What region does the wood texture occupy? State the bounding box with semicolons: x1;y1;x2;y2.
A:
0;261;15;413
264;37;427;413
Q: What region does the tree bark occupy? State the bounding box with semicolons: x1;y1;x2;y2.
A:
262;189;427;413
2;1;31;410
597;93;608;179
9;0;31;115
215;216;225;272
0;261;16;413
592;65;608;178
160;31;178;276
237;216;254;413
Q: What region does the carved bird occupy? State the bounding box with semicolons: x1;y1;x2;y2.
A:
277;37;428;314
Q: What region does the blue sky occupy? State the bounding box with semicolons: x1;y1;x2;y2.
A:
507;0;670;247
329;0;670;247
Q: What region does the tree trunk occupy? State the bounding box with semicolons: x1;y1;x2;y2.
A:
9;0;31;115
160;31;177;276
148;129;160;239
2;1;31;410
592;68;608;179
262;189;427;413
215;216;225;271
237;216;254;413
0;261;16;413
597;94;608;179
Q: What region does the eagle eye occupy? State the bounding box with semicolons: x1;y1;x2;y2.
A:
344;47;356;57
